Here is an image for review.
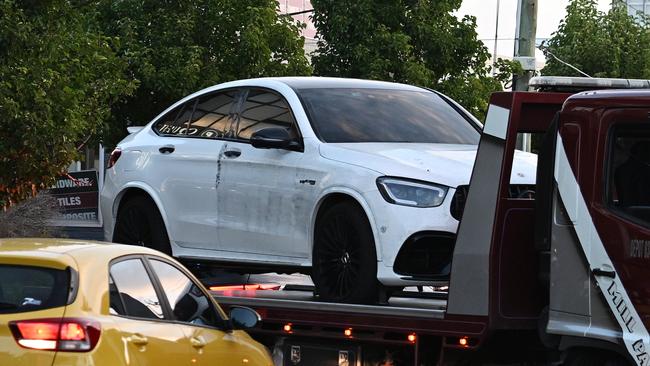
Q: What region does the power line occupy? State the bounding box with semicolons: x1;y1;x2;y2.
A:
538;42;592;78
282;9;314;17
480;37;549;41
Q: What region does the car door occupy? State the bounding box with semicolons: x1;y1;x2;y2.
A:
147;90;239;250
216;88;306;258
146;258;271;365
109;257;190;366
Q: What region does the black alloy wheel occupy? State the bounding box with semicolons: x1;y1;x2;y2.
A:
312;201;379;304
113;195;171;255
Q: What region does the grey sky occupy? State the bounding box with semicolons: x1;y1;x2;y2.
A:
456;0;612;63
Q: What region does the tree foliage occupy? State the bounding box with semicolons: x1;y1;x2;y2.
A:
97;0;312;145
0;0;312;207
542;0;650;78
0;0;135;208
309;0;515;119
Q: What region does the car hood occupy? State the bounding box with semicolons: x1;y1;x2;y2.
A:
319;143;537;188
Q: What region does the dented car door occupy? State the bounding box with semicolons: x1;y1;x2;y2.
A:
215;88;306;258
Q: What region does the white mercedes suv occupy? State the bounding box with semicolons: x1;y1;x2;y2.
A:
101;77;537;303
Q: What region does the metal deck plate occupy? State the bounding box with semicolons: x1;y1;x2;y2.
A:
211;289;447;319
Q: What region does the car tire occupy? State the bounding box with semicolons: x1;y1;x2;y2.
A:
113;195;171;255
312;201;379;304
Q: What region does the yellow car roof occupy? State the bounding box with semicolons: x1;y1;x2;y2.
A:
0;238;166;269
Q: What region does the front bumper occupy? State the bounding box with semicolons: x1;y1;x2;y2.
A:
364;187;459;286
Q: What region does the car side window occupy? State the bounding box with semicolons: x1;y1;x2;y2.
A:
607;124;650;227
149;259;222;328
109;259;164;320
153;103;192;136
186;90;238;139
109;275;126;316
236;89;298;141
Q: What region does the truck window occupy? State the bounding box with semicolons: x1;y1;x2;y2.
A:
607;124;650;226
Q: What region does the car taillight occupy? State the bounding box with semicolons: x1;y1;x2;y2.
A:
107;148;122;169
9;318;101;352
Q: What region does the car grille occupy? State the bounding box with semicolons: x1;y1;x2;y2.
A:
450;184;536;221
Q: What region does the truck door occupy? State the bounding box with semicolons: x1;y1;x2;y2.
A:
550;105;650;365
592;108;650;331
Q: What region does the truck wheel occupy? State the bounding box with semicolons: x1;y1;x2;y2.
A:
312;201;379;304
113;195;171;255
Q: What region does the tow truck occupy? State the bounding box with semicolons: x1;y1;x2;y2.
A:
207;77;650;366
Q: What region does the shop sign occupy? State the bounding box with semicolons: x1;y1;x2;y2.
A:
48;170;99;222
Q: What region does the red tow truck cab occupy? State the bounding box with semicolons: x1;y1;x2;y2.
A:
212;77;650;366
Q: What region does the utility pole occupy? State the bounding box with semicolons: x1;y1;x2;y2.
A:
513;0;537;151
492;0;501;76
513;0;538;92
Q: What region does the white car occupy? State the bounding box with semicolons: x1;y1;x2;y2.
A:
101;77;537;303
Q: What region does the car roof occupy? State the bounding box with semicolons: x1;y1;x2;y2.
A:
0;238;164;266
255;76;427;92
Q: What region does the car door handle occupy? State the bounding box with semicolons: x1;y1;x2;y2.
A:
129;334;149;346
593;267;616;278
223;149;241;158
159;145;175;154
190;336;206;349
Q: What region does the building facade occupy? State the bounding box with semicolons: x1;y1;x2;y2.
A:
278;0;317;54
615;0;650;21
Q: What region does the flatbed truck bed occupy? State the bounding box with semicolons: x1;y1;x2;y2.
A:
213;287;447;319
210;283;491;366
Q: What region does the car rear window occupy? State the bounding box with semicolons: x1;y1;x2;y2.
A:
297;88;480;144
0;265;69;314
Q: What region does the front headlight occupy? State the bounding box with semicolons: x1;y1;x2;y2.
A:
376;177;448;208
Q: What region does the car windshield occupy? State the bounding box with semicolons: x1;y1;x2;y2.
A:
297;88;480;144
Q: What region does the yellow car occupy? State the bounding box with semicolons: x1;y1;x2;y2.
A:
0;238;273;366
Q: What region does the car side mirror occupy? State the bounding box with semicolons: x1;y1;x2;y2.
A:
228;306;261;330
250;127;298;150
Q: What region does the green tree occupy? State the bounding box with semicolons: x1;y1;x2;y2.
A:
309;0;515;119
542;0;650;78
97;0;312;145
0;0;135;208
